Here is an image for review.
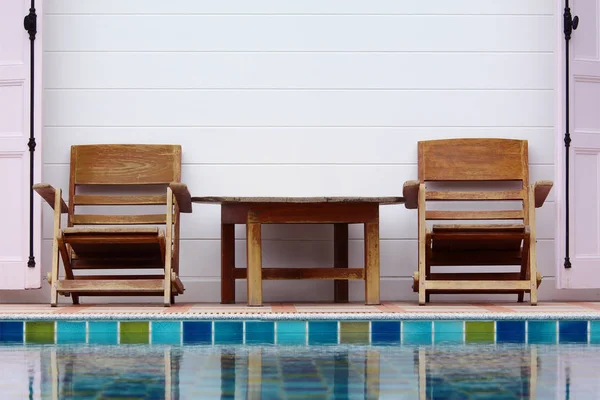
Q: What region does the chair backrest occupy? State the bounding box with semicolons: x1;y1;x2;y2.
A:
417;138;530;224
67;144;182;227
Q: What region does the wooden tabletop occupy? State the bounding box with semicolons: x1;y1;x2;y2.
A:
191;196;405;204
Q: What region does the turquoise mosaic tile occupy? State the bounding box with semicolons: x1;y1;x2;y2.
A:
528;321;557;344
88;321;118;345
277;321;306;345
591;321;600;344
152;321;181;345
214;321;243;344
433;321;463;344
0;321;23;343
183;321;212;344
308;321;338;345
246;321;274;344
372;321;400;344
559;321;588;343
57;321;86;344
403;321;432;345
496;321;525;343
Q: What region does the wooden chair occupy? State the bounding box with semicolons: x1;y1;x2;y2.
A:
34;144;192;306
403;139;552;305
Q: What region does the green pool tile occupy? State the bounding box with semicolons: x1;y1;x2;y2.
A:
57;321;86;344
465;321;494;343
340;321;369;344
26;321;55;344
277;321;306;345
120;321;149;344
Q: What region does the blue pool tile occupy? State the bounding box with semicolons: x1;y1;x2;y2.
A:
403;321;432;345
371;321;400;344
183;321;212;344
246;321;274;344
433;321;463;344
559;321;588;343
277;321;306;345
590;321;600;344
528;321;557;344
88;321;118;345
496;321;526;343
214;321;243;344
57;321;86;344
152;321;181;345
308;321;338;345
0;321;23;343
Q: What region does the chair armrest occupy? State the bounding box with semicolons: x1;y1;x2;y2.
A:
32;183;68;213
403;180;420;209
533;180;553;208
169;182;192;213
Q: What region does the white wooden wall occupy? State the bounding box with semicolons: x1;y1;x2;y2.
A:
6;0;600;303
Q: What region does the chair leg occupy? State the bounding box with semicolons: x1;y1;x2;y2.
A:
517;292;524;303
171;294;175;305
425;293;430;303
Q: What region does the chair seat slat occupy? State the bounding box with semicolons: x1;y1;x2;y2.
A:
426;190;524;201
71;214;167;225
74;194;167;206
426;210;524;220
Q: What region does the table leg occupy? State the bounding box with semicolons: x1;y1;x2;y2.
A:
334;223;349;303
364;221;380;305
247;222;263;306
221;223;235;304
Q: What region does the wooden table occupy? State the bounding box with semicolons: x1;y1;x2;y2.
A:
192;197;404;306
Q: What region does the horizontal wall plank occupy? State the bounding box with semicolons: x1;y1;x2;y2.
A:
44;15;553;52
45;0;553;15
43;90;554;127
44;53;554;90
43;127;556;165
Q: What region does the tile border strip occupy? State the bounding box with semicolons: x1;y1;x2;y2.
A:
2;319;597;346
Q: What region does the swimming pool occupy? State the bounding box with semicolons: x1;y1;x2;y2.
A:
2;342;600;399
1;318;600;399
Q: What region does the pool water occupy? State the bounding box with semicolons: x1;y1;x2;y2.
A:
1;342;600;399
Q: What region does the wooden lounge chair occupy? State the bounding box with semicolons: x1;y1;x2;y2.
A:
403;139;552;305
34;144;192;306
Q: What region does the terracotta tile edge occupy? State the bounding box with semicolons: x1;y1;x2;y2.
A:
571;302;600;312
472;303;513;313
53;306;93;314
271;304;297;313
162;304;195;314
379;303;409;313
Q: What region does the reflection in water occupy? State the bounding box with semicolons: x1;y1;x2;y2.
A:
2;343;600;399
